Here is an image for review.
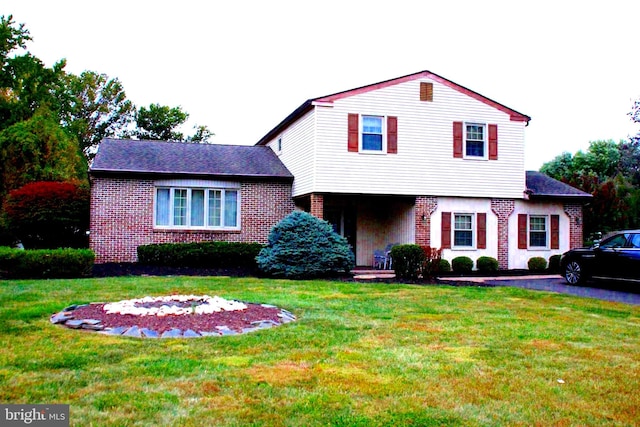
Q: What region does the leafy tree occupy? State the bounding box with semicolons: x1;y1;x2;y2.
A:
132;103;188;141
256;211;354;278
0;107;86;203
0;15;66;129
60;70;135;159
187;124;214;143
3;180;89;248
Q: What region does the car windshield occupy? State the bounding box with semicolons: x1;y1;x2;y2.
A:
599;233;629;249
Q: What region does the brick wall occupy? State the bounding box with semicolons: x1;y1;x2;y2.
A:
491;199;515;270
310;193;324;218
415;196;438;246
90;177;295;263
563;202;584;249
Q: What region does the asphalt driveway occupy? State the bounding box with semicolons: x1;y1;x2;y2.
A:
439;275;640;305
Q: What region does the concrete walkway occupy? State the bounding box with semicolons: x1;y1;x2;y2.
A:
439;274;640;305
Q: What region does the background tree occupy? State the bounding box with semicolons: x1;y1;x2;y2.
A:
60;70;135;160
132;103;188;141
0;107;86;204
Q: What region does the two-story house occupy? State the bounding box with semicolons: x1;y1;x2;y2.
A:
89;70;590;268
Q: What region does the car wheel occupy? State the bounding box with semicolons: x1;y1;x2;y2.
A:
564;260;585;285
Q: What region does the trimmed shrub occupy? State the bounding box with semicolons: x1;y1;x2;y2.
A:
528;257;547;271
548;255;561;273
476;256;499;273
438;258;451;273
3;181;89;249
451;256;474;273
256;211;355;278
137;242;263;269
390;244;424;281
0;247;94;279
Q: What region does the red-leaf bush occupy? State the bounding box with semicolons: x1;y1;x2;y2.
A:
3;181;89;249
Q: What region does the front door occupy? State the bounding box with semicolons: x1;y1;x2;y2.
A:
325;207;357;256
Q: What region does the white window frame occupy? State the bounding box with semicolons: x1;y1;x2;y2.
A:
464;122;487;160
154;186;240;230
360;115;386;153
453;213;475;249
528;215;548;249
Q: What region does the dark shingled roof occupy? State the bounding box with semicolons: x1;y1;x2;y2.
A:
525;171;592;199
90;139;293;180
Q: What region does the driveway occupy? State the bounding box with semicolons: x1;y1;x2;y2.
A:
439;275;640;305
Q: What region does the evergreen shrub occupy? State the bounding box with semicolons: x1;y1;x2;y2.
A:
137;241;263;269
390;244;424;281
548;255;562;273
476;256;499;273
0;247;94;279
256;211;354;278
452;256;474;273
438;258;451;273
528;257;548;271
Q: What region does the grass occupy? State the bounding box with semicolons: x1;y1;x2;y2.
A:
0;276;639;426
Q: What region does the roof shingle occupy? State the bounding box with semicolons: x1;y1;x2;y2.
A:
90;139;293;180
525;171;592;199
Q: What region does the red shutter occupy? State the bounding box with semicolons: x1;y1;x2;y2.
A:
441;212;451;249
550;215;560;249
453;122;463;158
387;116;397;154
477;213;486;249
518;214;528;249
488;124;498;160
348;113;359;152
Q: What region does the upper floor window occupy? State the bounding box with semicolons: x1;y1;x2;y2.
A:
465;123;486;158
361;115;384;152
155;186;240;229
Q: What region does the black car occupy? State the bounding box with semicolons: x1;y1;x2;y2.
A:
560;230;640;285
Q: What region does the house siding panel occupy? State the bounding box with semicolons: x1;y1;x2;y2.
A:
90;177;295;263
266;110;315;197
312;78;526;199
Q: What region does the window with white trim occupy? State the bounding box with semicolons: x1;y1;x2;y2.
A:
529;215;547;248
361;115;384;152
454;213;474;247
465;123;486;158
155;187;239;229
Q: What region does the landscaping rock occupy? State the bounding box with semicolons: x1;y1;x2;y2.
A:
65;320;85;329
141;328;159;338
161;328;182;338
50;313;73;324
182;329;201;338
123;326;142;337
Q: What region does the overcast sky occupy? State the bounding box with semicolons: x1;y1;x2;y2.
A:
4;0;639;170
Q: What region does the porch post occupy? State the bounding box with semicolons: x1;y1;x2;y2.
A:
491;199;515;270
415;196;438;246
310;193;324;219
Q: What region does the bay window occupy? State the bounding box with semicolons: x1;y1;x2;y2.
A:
155;186;239;229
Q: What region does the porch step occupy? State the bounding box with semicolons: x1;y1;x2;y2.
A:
352;268;395;280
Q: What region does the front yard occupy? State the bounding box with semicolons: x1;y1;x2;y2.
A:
0;276;638;426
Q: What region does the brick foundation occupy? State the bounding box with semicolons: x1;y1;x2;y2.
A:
491;199;515;270
310;193;324;219
415;196;438;246
90;177;295;263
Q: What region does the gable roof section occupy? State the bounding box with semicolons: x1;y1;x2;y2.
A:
90;138;293;180
256;70;531;146
525;171;592;200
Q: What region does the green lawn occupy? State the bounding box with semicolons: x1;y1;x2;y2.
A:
0;276;638;426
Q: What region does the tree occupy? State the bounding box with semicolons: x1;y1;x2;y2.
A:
0;15;66;129
187;124;214;143
60;70;135;159
0;107;86;203
132;103;189;141
3;180;89;248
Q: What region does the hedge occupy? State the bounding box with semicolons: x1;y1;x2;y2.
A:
476;256;499;273
452;256;474;273
528;257;548;271
137;242;264;269
0;247;94;279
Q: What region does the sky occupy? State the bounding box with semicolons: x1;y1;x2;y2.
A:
4;0;639;170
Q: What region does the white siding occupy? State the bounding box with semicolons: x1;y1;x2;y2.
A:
266;110;315;197
313;78;526;199
509;200;569;269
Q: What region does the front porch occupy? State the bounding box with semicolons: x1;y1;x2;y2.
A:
296;193;421;267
